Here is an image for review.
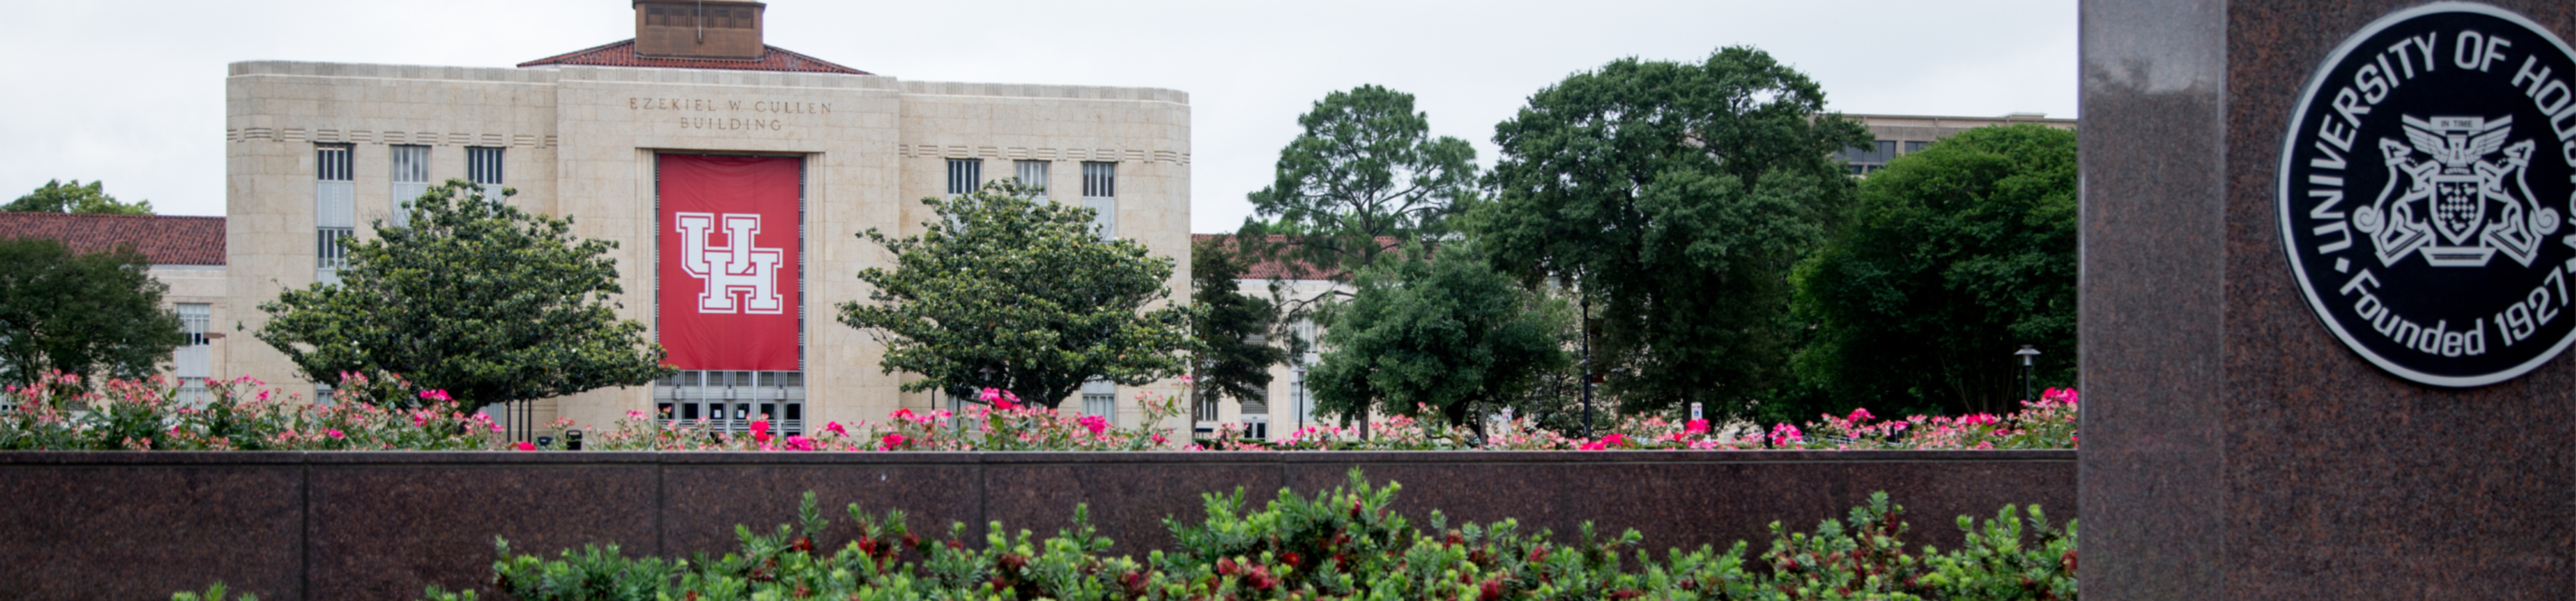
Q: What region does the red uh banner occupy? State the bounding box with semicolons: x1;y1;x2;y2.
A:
658;155;800;371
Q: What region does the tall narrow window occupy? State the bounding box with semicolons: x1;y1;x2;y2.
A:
945;158;981;196
1082;378;1117;426
1014;160;1050;198
316;144;355;283
1081;162;1116;238
390;144;430;227
468;146;505;196
175;303;211;406
1292;318;1320;423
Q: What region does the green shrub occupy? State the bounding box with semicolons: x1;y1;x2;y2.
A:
385;470;2072;600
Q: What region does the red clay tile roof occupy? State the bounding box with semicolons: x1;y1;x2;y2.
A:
0;213;225;265
516;39;869;75
1195;234;1385;281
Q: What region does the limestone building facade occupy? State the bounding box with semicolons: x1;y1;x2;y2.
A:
1835;113;2078;175
218;1;1193;434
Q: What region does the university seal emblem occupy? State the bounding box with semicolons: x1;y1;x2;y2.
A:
2281;3;2576;386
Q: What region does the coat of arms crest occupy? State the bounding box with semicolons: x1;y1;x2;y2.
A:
2351;114;2561;267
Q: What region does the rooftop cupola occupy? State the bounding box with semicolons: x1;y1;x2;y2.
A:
634;1;766;60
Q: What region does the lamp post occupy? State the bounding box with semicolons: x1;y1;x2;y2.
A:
2014;345;2041;402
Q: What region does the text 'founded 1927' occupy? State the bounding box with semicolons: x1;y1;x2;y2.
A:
2280;3;2576;386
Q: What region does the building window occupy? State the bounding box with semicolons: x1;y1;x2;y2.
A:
390;144;430;227
468;146;504;191
1014;160;1049;198
317;144;353;182
1193;394;1218;423
1081;162;1116;238
1242;387;1269;416
1242;416;1269;441
716;6;753;28
1291;318;1320;424
654;370;806;435
316;144;355;283
1903;140;1929;154
1081;377;1117;426
1839;140;1898;175
316;228;355;271
946;158;981;196
176;303;211;406
177;303;211;347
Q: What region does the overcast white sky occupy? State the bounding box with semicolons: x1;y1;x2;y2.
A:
0;1;2074;231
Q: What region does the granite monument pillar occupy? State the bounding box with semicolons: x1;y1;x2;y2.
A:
2083;1;2576;598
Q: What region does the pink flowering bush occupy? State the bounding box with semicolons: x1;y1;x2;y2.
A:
0;371;504;451
0;370;2077;453
1218;389;2079;452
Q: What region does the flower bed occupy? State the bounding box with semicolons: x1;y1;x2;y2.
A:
1;374;2077;452
218;470;2073;600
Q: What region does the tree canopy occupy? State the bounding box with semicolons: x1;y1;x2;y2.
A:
256;180;668;408
1190;236;1289;413
4;180;154;215
1481;46;1871;418
0;238;185;386
1309;242;1569;433
1789;124;2078;417
838;180;1192;408
1242;85;1480;283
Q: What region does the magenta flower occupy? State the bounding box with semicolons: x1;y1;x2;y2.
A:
881;432;907;451
980;388;1019;410
515;441;535;451
327;429;345;439
1685;419;1710;434
824;421;847;436
1079;415;1108;435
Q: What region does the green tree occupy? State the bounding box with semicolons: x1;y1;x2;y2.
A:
1309;242;1569;435
256;180;669;408
0;238;185;386
3;180;155;215
839;180;1191;409
1482;46;1871;418
1242;85;1480;285
1790;124;2078;417
1189;236;1290;414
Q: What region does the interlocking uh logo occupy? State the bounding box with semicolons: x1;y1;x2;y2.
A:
674;212;783;314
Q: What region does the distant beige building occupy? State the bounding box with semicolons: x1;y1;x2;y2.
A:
1837;112;2078;175
214;1;1193;435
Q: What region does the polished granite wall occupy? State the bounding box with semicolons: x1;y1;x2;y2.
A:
0;450;2071;600
2081;1;2576;599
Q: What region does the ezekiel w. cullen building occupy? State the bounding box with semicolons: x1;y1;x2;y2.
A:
216;1;1194;434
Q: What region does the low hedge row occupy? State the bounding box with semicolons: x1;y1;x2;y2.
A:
180;470;2076;601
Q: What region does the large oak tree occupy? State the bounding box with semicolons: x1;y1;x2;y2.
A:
1790;124;2079;417
257;180;668;408
0;238;185;386
1482;46;1871;417
839;181;1192;409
